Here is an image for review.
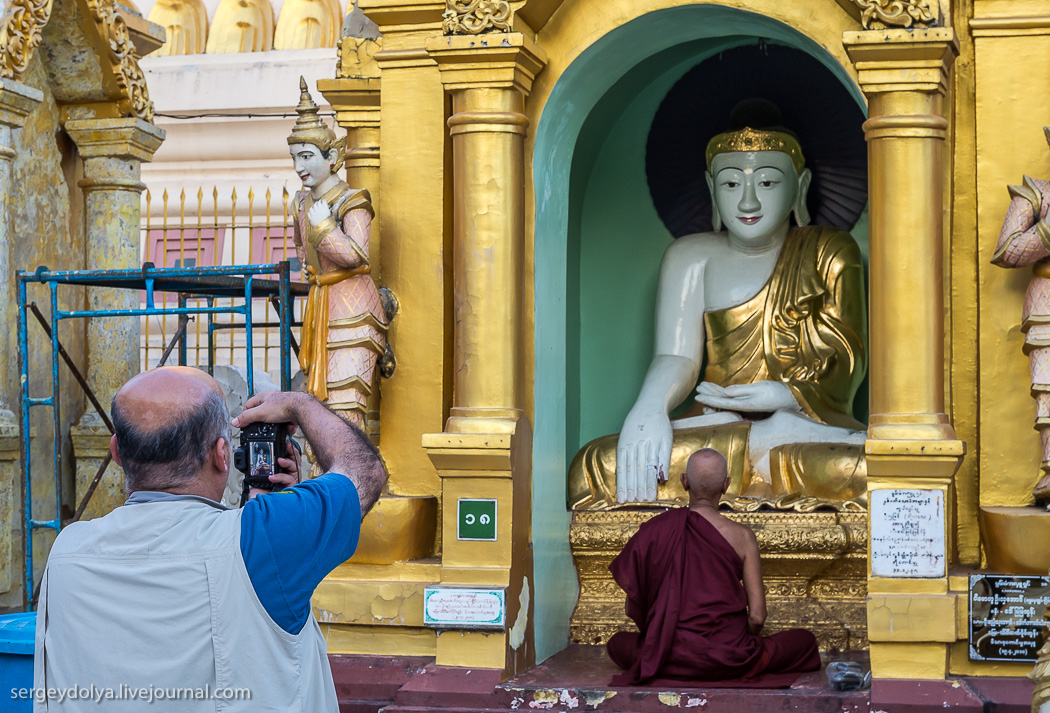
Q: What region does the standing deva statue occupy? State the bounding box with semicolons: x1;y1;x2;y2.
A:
288;77;392;432
991;126;1050;506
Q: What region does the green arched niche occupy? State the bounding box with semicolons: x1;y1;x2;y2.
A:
531;4;867;662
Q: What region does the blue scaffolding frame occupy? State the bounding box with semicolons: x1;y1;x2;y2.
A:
17;262;308;610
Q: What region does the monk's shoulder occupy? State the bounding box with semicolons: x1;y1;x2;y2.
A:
630;508;682;543
718;518;758;558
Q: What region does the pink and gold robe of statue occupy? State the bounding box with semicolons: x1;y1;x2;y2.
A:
292;182;388;427
993;175;1050;499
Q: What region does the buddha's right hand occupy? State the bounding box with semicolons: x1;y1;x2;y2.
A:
616;406;672;503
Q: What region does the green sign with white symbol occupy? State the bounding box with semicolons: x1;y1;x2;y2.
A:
457;498;497;541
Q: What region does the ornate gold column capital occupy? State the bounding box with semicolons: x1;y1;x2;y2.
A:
426;32;547;96
844;27;958;96
357;0;444;38
318;77;381;131
0;79;42;131
837;0;941;30
65;117;165;164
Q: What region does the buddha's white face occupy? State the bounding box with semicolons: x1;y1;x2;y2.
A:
709;150;800;244
290;143;331;188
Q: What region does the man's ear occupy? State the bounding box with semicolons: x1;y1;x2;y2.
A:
212;437;229;474
705;171;722;231
722;476;731;495
109;434;122;467
680;471;689;492
793;168;812;227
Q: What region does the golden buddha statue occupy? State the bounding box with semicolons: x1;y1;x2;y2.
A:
569;109;868;510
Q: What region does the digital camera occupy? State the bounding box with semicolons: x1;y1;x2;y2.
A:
233;422;290;494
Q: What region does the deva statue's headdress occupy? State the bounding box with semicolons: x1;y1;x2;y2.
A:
705;99;805;174
287;76;347;172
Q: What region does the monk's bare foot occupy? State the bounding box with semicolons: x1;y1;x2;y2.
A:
1035;472;1050;504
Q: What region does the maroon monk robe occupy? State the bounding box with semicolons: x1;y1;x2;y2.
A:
607;507;820;687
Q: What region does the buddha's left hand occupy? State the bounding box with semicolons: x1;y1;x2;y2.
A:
694;381;801;413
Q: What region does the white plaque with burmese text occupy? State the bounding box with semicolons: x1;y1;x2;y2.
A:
423;587;506;629
870;488;945;578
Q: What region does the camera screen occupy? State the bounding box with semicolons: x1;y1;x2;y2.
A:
250;441;274;479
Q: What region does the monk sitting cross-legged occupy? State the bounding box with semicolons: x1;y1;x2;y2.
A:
607;448;821;687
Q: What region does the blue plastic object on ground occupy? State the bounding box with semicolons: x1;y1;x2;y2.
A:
0;612;36;712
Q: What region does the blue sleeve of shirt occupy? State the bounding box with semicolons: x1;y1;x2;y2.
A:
239;473;361;634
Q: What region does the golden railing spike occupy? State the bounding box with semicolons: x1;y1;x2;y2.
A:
138;182;297;379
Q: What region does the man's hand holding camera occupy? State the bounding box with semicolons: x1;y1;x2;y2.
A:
233;391;386;517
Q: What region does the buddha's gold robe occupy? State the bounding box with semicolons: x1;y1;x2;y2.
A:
569;225;868;509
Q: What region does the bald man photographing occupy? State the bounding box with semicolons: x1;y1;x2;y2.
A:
34;367;386;712
607;448;821;687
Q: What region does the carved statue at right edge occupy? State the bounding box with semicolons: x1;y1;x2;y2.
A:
990;127;1050;505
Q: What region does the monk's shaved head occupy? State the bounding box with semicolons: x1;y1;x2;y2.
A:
684;448;729;500
111;367;230;491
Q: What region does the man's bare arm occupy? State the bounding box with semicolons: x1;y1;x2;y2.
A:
234;391;387;516
740;528;766;635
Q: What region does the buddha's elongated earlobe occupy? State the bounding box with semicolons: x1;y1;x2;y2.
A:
705;171;722;231
794;168;813;227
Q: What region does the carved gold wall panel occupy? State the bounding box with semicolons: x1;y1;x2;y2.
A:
0;0;55;80
85;0;154;121
442;0;511;35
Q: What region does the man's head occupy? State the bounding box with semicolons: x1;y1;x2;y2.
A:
110;367;231;495
680;448;730;504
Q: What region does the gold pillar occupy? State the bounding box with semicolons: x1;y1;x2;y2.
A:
844;28;965;681
66;118;164;519
422;33;545;676
0;80;42;607
427;34;544;433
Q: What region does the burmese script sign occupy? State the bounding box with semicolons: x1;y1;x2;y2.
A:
969;575;1050;662
423;587;506;629
870;489;945;578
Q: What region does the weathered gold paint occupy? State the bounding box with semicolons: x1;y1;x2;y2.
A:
320;623;436;656
869;642;949;679
65;117;163;519
313;580;427;625
348;495;437;564
868;576;949;595
0;80;42;602
867;593;959;642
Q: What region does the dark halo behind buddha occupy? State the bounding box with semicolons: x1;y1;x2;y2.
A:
645;42;867;238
